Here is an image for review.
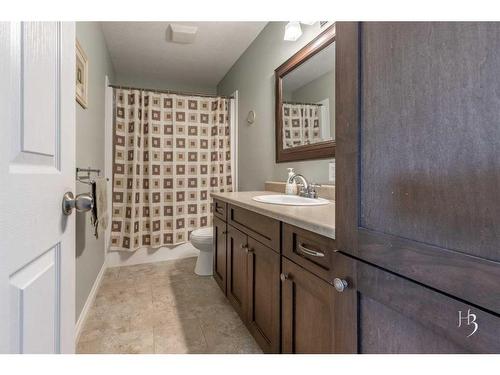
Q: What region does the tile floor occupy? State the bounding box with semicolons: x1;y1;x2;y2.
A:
77;256;262;354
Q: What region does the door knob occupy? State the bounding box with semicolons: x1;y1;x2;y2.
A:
62;191;93;215
333;278;348;293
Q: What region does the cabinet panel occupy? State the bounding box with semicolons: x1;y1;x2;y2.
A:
281;258;335;353
213;216;227;293
246;238;280;353
226;225;248;319
357;261;500;353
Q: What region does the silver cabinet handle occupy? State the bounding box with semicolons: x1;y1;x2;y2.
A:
280;273;289;282
62;191;93;215
298;243;325;257
333;278;348;293
215;207;224;214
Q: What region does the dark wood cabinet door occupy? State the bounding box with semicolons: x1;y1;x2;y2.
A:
246;238;280;353
343;257;500;353
213;216;227;293
281;258;335;353
336;22;500;315
226;225;248;319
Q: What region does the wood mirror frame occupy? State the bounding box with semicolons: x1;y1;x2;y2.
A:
275;24;336;163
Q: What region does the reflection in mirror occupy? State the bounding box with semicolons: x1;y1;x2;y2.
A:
281;41;335;149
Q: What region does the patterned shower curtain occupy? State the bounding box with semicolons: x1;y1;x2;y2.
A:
282;103;322;149
110;88;232;252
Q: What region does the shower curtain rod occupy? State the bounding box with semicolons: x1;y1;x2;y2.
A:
283;101;323;106
108;84;234;100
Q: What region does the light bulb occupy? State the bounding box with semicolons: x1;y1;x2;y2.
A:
284;22;302;42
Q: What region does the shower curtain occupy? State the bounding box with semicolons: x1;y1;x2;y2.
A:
110;88;232;252
282;103;322;149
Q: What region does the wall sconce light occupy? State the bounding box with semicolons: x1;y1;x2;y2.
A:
284;22;302;41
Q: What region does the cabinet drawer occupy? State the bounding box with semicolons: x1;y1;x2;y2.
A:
283;223;336;283
228;204;280;252
213;199;227;221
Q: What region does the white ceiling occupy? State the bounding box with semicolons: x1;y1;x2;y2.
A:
282;41;335;93
101;22;267;90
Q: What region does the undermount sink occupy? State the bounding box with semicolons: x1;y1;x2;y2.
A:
252;194;330;206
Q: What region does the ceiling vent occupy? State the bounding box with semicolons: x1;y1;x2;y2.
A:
168;24;198;44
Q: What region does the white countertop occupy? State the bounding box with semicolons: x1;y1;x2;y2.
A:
211;191;335;240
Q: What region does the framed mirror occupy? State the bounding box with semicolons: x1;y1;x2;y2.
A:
275;24;335;163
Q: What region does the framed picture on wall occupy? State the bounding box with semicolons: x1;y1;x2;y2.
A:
75;40;88;108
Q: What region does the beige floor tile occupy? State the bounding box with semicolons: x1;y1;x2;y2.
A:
94;282;152;307
77;256;261;354
78;328;154;354
154;318;208;354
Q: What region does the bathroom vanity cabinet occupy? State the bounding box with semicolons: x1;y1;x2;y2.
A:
212;192;500;354
212;197;342;354
216;201;281;353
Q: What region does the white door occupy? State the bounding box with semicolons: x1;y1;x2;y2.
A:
0;22;75;353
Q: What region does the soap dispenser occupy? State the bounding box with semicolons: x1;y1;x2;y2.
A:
286;168;297;195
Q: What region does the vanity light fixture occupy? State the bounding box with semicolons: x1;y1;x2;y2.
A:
284;22;302;41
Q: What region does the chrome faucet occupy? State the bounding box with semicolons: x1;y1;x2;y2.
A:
287;172;320;199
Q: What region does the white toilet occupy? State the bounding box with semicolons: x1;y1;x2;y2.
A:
190;227;214;276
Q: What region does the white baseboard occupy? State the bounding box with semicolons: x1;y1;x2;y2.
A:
75;261;107;344
106;242;199;268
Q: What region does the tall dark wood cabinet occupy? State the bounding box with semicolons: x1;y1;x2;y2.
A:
336;22;500;353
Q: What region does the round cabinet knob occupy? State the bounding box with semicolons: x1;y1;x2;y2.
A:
333;278;348;293
280;273;289;282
